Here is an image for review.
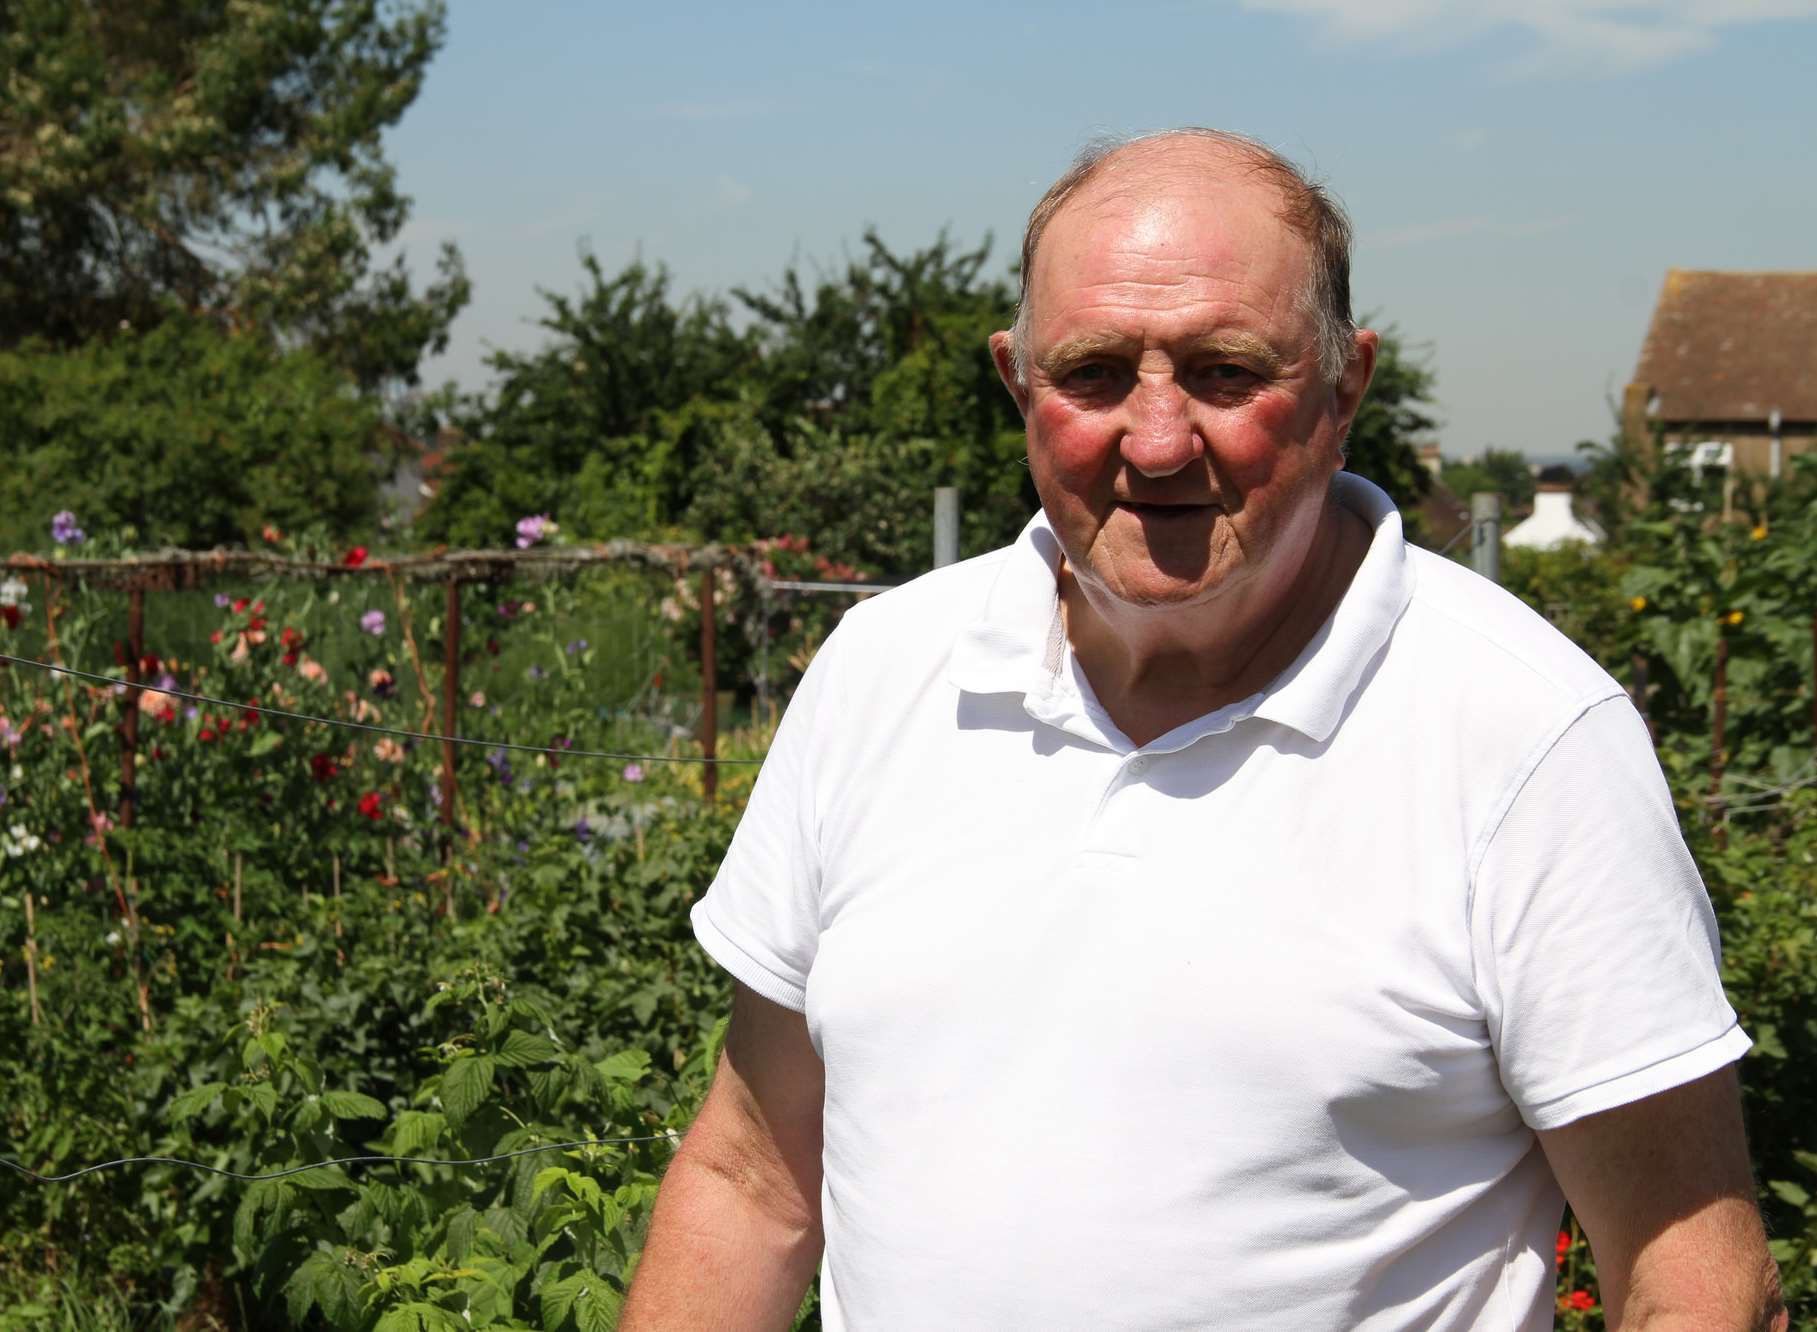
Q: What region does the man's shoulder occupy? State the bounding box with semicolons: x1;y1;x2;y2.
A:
1398;545;1623;709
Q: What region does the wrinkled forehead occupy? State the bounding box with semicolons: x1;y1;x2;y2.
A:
1028;147;1316;318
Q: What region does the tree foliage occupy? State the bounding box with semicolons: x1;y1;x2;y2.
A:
0;0;468;391
1343;321;1436;512
0;317;380;550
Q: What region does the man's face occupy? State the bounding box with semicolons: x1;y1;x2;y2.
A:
993;151;1373;613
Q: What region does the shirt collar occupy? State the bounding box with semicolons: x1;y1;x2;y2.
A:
947;472;1414;744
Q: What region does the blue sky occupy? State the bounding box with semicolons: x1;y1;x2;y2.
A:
384;0;1817;462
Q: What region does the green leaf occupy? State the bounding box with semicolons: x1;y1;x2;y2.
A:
249;729;283;756
166;1081;227;1121
573;1271;623;1332
389;1110;447;1156
321;1089;388;1120
540;1272;584;1330
493;1029;560;1068
1768;1179;1811;1208
592;1049;651;1086
440;1055;495;1130
241;1080;279;1122
444;1204;479;1264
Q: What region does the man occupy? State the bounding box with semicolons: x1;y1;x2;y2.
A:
622;130;1786;1329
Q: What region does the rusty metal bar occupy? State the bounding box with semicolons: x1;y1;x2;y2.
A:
701;567;717;800
442;580;461;843
120;586;143;829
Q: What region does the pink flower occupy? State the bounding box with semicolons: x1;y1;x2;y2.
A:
359;609;386;636
622;763;645;783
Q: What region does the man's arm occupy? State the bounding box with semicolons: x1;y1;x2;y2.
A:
1537;1064;1786;1330
620;982;825;1331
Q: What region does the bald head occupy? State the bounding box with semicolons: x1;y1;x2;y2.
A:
1009;130;1356;386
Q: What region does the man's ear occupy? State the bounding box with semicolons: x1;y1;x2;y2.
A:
1333;328;1378;441
988;330;1030;420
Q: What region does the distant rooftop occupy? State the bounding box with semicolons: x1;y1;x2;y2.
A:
1631;270;1817;423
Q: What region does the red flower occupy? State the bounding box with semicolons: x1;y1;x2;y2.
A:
1567;1290;1594;1311
357;790;383;821
310;754;338;782
1556;1231;1570;1259
199;727;216;743
282;651;298;666
280;626;301;647
0;605;18;630
209;629;222;644
344;546;368;567
247;615;266;632
232;598;249;614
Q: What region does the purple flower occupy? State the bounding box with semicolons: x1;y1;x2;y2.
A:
485;748;515;788
50;510;85;545
184;705;199;721
514;513;557;549
574;818;592;844
428;781;443;808
515;838;529;854
359;609;386;636
565;638;588;656
622;763;644;783
213;593;231;609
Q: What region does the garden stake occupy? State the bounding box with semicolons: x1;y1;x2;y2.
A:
389;569;441;738
1712;632;1728;847
701;566;717;801
118;586;143;831
441;579;461;863
23;890;41;1027
233;852;243;925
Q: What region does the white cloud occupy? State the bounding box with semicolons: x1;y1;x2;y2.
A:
1237;0;1817;73
714;175;753;207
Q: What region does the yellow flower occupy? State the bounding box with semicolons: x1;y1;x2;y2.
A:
1726;610;1744;626
1751;524;1769;541
1629;595;1648;612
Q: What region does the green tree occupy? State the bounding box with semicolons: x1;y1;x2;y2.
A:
1440;448;1537;515
0;317;380;550
0;0;468;391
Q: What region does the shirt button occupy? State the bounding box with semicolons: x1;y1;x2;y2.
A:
1128;756;1150;776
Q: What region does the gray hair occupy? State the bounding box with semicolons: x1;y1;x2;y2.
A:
1007;129;1357;387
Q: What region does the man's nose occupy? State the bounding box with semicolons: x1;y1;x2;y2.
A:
1119;378;1200;478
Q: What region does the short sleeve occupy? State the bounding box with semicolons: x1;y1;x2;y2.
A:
689;627;844;1012
1470;694;1749;1130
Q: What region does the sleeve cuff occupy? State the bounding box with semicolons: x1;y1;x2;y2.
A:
690;899;809;1013
1522;1022;1753;1130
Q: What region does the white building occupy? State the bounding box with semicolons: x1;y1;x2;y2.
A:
1504;481;1602;551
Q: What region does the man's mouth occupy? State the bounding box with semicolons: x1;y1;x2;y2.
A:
1115;500;1215;519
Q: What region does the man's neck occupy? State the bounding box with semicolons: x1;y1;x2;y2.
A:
1061;499;1373;748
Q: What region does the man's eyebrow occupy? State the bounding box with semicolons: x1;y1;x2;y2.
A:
1035;330;1288;376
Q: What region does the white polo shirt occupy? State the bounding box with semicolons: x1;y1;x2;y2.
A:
692;473;1747;1331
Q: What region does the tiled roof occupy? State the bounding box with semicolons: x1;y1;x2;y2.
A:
1631;270;1817;423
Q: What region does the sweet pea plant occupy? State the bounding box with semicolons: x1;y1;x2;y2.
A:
0;543;789;1327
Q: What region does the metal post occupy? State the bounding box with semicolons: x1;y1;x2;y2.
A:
1470;492;1502;585
933;487;960;569
441;580;460;845
700;567;718;800
120;586;143;830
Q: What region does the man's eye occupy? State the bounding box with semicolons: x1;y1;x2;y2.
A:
1063;362;1118;388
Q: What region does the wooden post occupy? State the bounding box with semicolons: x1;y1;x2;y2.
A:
700;566;717;800
1712;633;1728;843
23;890;41;1027
120;586;144;830
1631;653;1656;747
233;851;243;925
442;579;461;845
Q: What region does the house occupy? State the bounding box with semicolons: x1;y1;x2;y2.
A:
1622;270;1817;479
1505;467;1602;550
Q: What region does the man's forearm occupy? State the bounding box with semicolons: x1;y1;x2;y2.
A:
620;1148;823;1331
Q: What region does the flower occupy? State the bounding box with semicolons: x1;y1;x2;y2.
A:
1726;610;1744;626
3;822;44;857
50;510;85;545
1565;1290;1594;1311
1628;595;1647;612
514;513;558;548
297;657;328;683
232;598;249;614
1751;524;1769;541
0;576;28;609
357;791;384;821
261;524;282;543
467;690;486;708
0;606;18;630
574;817;593;844
1556;1231;1571;1259
369;667;395;699
565;638;588;655
373;738;405;763
344;546;369;567
214;593;232;608
622;762;645;783
310;754;338;782
360;609;386;636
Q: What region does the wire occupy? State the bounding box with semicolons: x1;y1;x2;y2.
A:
0;1132;681;1185
0;653;763;766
